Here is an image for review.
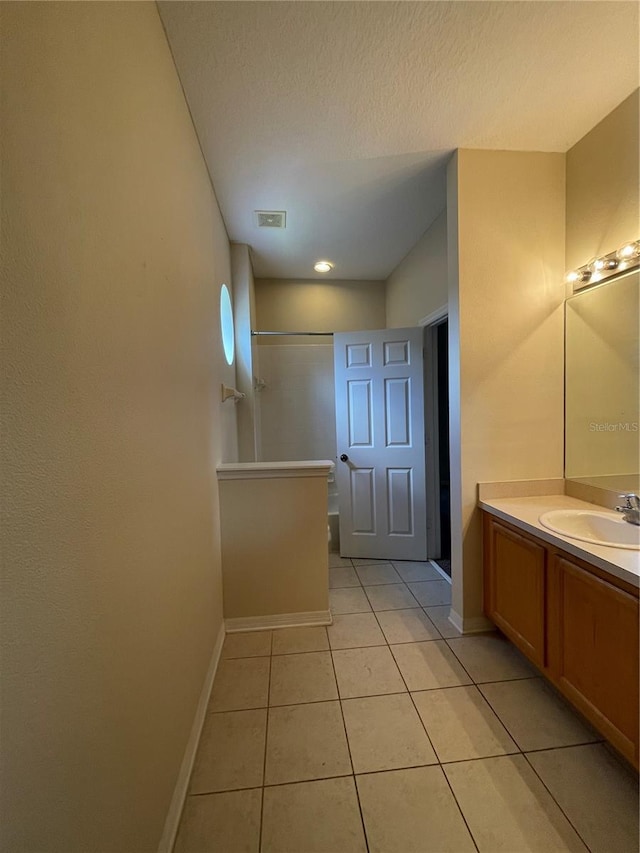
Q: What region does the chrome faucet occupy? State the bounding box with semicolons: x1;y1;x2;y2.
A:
615;494;640;526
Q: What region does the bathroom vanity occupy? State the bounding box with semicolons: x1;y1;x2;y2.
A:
479;268;640;768
481;494;639;769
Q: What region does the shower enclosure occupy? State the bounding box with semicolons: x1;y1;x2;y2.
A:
252;331;339;548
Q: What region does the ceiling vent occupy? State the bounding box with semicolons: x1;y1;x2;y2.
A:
255;210;286;229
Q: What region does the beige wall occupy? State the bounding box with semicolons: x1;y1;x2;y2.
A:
255;278;386;345
449;150;566;626
1;4;233;851
385;210;448;327
566;90;639;271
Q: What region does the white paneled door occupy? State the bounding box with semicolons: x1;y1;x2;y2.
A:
334;328;427;560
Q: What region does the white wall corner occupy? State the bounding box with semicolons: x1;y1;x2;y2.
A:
157;621;226;853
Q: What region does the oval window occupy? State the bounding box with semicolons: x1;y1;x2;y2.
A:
220;284;235;365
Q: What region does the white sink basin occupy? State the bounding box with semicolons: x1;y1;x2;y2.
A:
539;510;640;550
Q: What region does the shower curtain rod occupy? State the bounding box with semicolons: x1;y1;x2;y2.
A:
251;330;334;337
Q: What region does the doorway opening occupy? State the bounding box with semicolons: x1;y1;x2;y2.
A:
333;327;428;560
424;314;451;576
435;319;451;575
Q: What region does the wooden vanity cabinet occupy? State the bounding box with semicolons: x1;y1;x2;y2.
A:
483;512;639;769
547;553;639;765
483;517;546;668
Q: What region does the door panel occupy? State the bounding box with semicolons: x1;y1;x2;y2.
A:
384;340;409;365
346;342;371;368
385;378;411;446
347;381;373;446
334;327;427;559
350;468;376;534
387;468;413;535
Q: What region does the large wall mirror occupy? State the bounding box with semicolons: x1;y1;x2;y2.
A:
565;270;639;493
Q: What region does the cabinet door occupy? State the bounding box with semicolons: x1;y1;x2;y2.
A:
485;518;546;667
548;554;639;765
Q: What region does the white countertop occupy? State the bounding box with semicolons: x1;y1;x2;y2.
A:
479;494;640;588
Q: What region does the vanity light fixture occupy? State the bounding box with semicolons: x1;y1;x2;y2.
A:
314;260;334;273
565;238;640;291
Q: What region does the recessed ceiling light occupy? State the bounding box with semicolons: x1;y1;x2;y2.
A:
314;260;334;273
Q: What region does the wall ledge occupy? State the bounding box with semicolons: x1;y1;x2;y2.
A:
217;460;334;480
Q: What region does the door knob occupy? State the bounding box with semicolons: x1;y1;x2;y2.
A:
340;454;349;462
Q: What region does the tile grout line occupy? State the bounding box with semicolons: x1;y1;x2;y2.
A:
361;580;422;613
437;642;602;761
369;604;482;853
473;682;529;756
442;638;499;687
425;642;487;853
189;774;355;798
396;620;498;853
332;604;458;616
522;740;605;756
327;624;371;853
469;674;542;687
440;762;482;853
521;750;595;852
369;607;439;757
225;629;544;662
188;739;613;801
257;635;273;853
171;737;616;799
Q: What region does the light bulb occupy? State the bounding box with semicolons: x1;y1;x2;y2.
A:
591;257;618;272
314;260;334;273
565;269;591;284
616;241;640;261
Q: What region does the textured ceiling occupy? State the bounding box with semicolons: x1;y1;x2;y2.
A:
158;1;639;280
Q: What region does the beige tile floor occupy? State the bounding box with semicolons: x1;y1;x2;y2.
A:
175;558;639;853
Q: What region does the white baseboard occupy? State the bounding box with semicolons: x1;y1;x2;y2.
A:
448;608;494;635
157;620;226;853
428;560;452;583
447;608;464;634
225;609;332;633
